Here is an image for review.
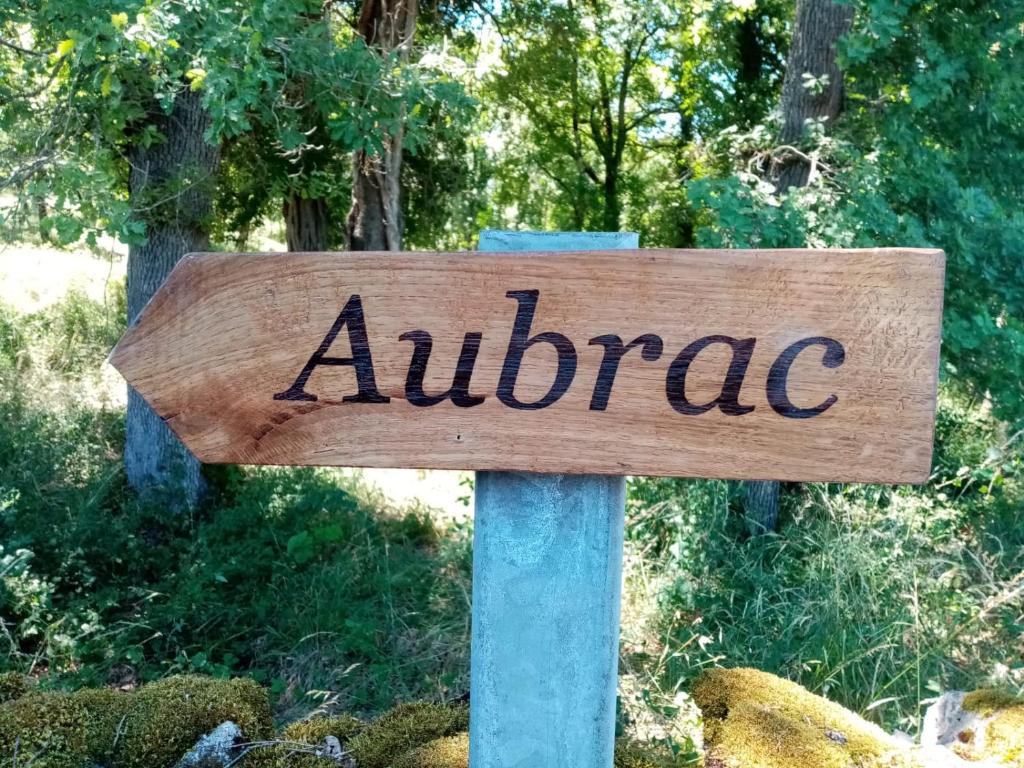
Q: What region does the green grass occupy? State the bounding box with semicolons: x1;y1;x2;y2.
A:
625;398;1024;734
2;279;1022;743
0;285;471;718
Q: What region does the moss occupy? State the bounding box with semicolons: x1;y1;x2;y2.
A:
347;702;470;768
963;689;1022;718
280;713;364;744
962;689;1024;766
0;692;89;768
384;732;676;768
242;715;365;767
393;732;469;768
693;668;916;768
108;675;273;768
2;675;272;768
73;687;133;763
613;740;681;768
0;671;31;703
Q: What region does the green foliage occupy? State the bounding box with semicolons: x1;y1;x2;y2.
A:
627;388;1024;734
1;0;472;249
477;0;696;241
688;0;1024;425
0;290;471;715
1;284;126;375
402;95;490;251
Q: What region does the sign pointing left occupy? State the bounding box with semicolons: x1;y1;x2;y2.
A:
110;248;944;481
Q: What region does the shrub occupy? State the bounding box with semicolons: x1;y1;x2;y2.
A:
627;386;1024;735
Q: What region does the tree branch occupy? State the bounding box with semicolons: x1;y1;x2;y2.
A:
0;37;43;56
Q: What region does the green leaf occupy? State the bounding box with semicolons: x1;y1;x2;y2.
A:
286;531;314;564
55;39;75;59
185;68;207;92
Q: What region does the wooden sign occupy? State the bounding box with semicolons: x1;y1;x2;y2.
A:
110;248;944;482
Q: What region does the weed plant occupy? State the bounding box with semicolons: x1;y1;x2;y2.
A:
626;389;1024;735
2;284;1021;738
0;287;471;717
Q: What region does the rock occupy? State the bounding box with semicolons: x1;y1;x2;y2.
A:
922;692;979;748
175;720;242;767
692;667;921;768
323;735;344;758
922;689;1024;766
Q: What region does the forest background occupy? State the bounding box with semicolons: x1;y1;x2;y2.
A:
1;0;1022;756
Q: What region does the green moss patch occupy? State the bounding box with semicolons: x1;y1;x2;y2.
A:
961;689;1024;765
693;667;916;768
393;732;469;768
0;675;272;768
107;675;272;768
352;719;679;768
0;672;31;703
963;689;1022;718
0;691;89;768
242;714;364;767
346;702;469;768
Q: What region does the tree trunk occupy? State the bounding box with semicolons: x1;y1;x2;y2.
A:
284;195;329;251
602;169;620;232
744;480;780;535
125;88;220;509
346;0;417;252
773;0;854;191
745;0;853;533
734;3;767;128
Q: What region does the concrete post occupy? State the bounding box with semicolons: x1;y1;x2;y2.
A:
469;229;638;768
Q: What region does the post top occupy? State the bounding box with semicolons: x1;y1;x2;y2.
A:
478;229;640;251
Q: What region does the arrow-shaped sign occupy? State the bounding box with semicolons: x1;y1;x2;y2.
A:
110;248;944;482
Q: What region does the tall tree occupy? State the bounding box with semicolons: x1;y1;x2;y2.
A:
744;0;853;534
0;0;426;504
279;5;341;252
484;0;680;234
683;0;790;134
689;0;1024;443
125;88;219;506
347;0;419;251
772;0;854;191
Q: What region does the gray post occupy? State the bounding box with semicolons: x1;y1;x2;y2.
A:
469;230;637;768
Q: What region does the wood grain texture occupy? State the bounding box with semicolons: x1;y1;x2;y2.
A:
109;248;945;482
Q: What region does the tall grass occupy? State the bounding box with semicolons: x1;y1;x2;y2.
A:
2;281;1021;738
0;286;472;718
626;398;1024;734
